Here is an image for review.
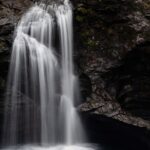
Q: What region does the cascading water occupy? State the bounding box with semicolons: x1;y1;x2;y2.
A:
2;1;96;150
3;4;58;145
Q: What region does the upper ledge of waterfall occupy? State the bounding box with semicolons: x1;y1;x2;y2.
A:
34;0;69;5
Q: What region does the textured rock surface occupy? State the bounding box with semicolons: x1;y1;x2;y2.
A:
73;0;150;128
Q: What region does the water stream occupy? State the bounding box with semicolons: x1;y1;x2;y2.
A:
2;1;96;150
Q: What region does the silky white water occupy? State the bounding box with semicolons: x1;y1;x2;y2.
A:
2;1;96;150
1;145;97;150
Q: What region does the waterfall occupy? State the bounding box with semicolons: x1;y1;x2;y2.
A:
2;1;95;150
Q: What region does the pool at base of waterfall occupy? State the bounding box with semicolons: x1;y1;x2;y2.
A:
1;144;98;150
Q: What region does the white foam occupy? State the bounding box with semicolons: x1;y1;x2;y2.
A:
2;144;98;150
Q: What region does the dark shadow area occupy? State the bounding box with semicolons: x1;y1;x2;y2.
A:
103;42;150;120
81;113;150;150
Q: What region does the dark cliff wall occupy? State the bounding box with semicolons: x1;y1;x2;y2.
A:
73;0;150;128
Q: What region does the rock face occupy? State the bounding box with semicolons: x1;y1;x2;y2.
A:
0;0;150;136
104;42;150;120
73;0;150;128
